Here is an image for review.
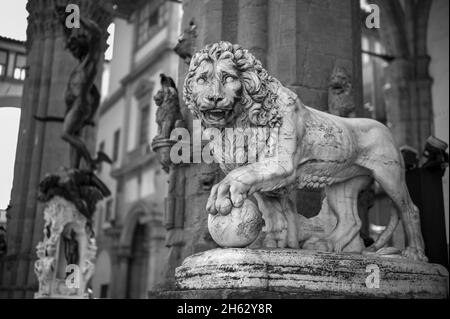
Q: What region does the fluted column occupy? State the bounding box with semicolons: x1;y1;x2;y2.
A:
0;0;112;299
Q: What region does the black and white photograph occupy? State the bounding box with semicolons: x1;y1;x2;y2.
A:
0;0;448;307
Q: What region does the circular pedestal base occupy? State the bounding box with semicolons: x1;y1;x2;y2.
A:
171;248;448;299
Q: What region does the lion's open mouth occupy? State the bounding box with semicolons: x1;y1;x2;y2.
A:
202;109;233;124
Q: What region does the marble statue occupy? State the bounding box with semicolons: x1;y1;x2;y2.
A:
183;41;427;262
152;73;185;173
174;20;197;65
328;66;355;117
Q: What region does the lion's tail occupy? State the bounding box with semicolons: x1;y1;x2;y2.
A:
369;210;400;251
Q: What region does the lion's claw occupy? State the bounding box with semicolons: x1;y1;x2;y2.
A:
207;176;250;216
402;246;428;262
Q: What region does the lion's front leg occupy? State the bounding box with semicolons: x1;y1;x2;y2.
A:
206;161;294;216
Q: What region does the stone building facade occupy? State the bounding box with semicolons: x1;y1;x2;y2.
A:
90;0;182;298
0;36;26;109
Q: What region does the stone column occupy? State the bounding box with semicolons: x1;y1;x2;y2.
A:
0;0;112;299
237;0;268;65
268;0;363;216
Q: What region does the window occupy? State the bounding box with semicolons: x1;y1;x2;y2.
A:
139;105;150;146
105;198;114;223
136;2;168;48
0;50;7;76
97;141;105;173
112;129;120;162
13;54;26;80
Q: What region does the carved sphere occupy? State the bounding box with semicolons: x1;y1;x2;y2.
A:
208;199;263;248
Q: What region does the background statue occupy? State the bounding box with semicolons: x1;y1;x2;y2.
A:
154;74;184;140
63;229;79;265
152;74;184;173
34;7;111;170
328;66;355;117
184;41;427;261
174;20;197;65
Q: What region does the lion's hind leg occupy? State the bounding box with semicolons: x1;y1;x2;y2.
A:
327;175;371;253
360;149;427;262
303;176;369;253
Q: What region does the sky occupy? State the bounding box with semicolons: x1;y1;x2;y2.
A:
0;0;27;208
0;0;28;41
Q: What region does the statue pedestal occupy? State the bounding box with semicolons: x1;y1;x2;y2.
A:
150;248;448;299
34;197;97;299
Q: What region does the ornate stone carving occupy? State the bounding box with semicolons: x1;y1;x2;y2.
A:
328;66;355;117
35;167;108;298
184;41;427;262
34;196;97;299
174;20;197;65
152;73;184;173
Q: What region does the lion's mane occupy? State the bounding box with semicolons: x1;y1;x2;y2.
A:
183;41;290;128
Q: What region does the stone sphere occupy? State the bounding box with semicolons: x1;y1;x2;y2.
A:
208;199;263;248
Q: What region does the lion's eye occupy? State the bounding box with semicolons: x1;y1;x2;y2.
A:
224;76;235;84
197;77;206;85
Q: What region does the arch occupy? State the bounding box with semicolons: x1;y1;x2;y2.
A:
369;0;434;149
114;200;162;298
119;201;154;248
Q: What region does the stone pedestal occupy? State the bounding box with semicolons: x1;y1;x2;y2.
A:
150;249;448;299
34;196;97;299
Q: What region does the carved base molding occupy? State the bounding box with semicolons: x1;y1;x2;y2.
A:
163;248;448;299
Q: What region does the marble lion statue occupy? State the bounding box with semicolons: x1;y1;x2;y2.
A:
183;41;427;262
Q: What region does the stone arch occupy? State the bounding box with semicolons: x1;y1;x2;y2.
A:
115;201;160;299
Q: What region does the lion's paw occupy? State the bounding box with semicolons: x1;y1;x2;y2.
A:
402;246;428;262
302;237;334;252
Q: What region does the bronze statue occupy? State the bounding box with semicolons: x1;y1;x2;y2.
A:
38;168;110;234
34;7;111;170
63;229;79;265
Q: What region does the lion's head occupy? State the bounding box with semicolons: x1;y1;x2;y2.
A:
183;41;286;129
